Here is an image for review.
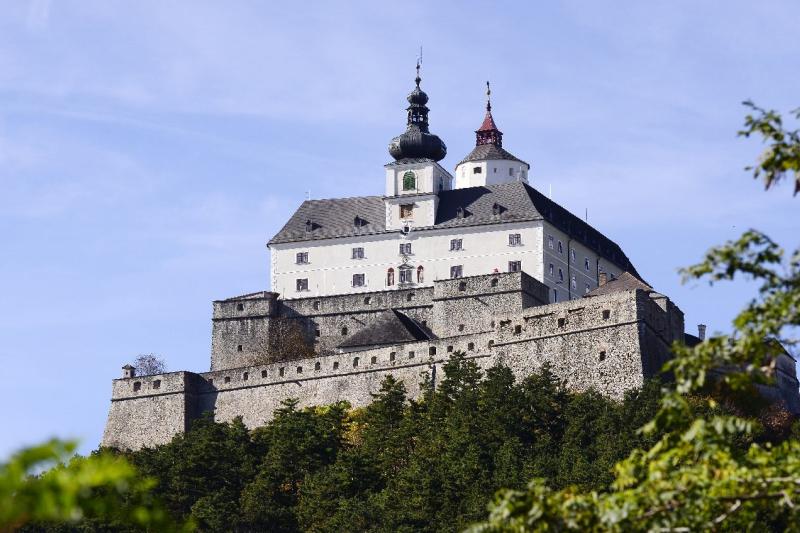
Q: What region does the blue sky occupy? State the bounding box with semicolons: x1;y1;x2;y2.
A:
1;1;798;457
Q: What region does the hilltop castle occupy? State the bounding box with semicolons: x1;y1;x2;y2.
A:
102;68;765;450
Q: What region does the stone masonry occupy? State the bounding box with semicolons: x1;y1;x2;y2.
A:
102;271;688;450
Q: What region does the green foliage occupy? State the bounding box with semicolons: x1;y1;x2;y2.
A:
0;439;182;532
740;101;800;195
48;359;658;533
469;105;800;532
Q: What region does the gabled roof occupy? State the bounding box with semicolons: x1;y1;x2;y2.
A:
584;272;652;297
457;143;529;167
269;195;386;245
338;309;432;349
268;181;640;279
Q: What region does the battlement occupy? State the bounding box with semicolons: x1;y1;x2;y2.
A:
104;278;694;450
210;271;549;371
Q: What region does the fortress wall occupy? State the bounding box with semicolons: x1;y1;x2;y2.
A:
212;292;279;371
490;291;660;399
209;273;542;369
212;286;437;369
105;285;689;449
102;372;197;450
279;286;435;356
432;272;549;337
211;315;274;371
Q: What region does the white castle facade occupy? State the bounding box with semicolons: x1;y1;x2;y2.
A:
269;76;630;302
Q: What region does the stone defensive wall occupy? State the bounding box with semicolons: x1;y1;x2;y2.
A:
210;271;550;371
103;284;682;450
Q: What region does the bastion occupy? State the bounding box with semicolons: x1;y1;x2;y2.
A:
103;271;696;450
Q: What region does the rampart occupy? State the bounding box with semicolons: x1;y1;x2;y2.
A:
103;274;688;450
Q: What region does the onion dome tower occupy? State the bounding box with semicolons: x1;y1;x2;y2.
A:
454;82;529;189
388;63;447;162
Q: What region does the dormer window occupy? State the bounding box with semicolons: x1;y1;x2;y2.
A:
353;216;367;228
456;207;465;219
492;203;503;216
402;171;416;191
305;219;313;232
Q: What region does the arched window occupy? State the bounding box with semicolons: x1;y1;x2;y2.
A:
387;268;395;286
417;265;424;283
402;171;416;191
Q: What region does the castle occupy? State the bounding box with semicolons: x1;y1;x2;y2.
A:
102;68;790;450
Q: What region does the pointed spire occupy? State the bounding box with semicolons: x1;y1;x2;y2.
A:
415;61;421;88
476;81;502;147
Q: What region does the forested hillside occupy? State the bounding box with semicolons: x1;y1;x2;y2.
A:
51;355;667;532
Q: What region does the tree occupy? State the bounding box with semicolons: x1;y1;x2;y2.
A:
740;101;800;195
469;104;800;531
250;318;315;365
132;352;167;376
1;439;183;531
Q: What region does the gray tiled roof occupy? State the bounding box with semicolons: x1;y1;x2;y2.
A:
268;181;640;278
584;272;653;297
457;144;529;167
338;309;431;349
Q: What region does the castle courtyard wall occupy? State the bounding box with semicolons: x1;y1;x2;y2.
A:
104;283;687;450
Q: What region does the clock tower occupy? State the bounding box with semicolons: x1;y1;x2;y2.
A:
384;63;453;231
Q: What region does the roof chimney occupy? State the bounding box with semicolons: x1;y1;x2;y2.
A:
697;324;707;341
599;272;608;286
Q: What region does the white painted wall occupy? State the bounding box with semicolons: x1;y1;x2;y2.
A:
454;159;529;189
384;194;438;231
269;221;544;298
384;160;453;197
542;221;624;303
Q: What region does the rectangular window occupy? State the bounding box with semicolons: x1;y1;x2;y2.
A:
473;166;482;174
399;268;413;284
450;238;463;251
549;263;554;276
509;167;514;176
547;235;554;249
399;243;411;255
351;247;364;259
570;249;576;262
450;265;463;279
585;283;591;294
400;204;414;219
296;278;309;292
296;252;309;264
558;241;563;254
508;260;522;273
571;276;577;289
508;233;522;246
585;257;590;270
553;288;558;302
352;274;365;287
